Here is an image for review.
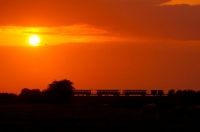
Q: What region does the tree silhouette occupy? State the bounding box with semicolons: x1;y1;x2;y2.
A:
182;90;197;106
0;93;17;104
19;88;42;103
43;79;74;103
167;89;175;96
175;90;183;97
182;90;196;97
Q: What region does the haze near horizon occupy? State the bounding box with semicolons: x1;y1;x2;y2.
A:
0;0;200;93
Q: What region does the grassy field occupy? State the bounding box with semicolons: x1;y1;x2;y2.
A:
0;97;199;131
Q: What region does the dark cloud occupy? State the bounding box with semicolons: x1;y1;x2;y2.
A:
0;0;200;40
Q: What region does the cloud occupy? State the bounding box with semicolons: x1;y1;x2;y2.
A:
0;25;129;45
0;0;200;41
162;0;200;5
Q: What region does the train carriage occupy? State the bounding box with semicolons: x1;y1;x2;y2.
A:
73;90;92;96
123;90;147;96
151;90;164;96
97;90;120;96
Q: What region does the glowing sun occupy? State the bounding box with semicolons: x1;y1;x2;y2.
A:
29;35;40;46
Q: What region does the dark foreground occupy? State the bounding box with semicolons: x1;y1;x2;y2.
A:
0;103;199;132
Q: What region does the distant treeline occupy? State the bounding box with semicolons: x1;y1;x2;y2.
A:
0;79;200;105
0;79;74;104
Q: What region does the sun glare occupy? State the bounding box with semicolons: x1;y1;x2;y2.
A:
29;35;40;46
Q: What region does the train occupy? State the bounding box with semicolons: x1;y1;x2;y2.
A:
73;90;165;96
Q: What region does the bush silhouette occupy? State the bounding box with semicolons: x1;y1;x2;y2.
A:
0;93;18;104
19;88;42;103
43;79;74;103
167;89;175;97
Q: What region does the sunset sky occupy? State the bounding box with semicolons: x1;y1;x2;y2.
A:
0;0;200;94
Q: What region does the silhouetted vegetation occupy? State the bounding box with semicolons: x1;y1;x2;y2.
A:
167;89;175;96
0;93;18;104
42;79;74;103
19;88;43;103
1;84;200;131
1;79;200;108
1;84;200;107
1;79;75;104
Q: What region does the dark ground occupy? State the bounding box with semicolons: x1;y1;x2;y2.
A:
0;96;199;132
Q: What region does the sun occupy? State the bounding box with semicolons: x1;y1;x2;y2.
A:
29;35;40;46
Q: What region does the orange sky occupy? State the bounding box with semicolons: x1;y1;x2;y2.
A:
0;0;200;94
